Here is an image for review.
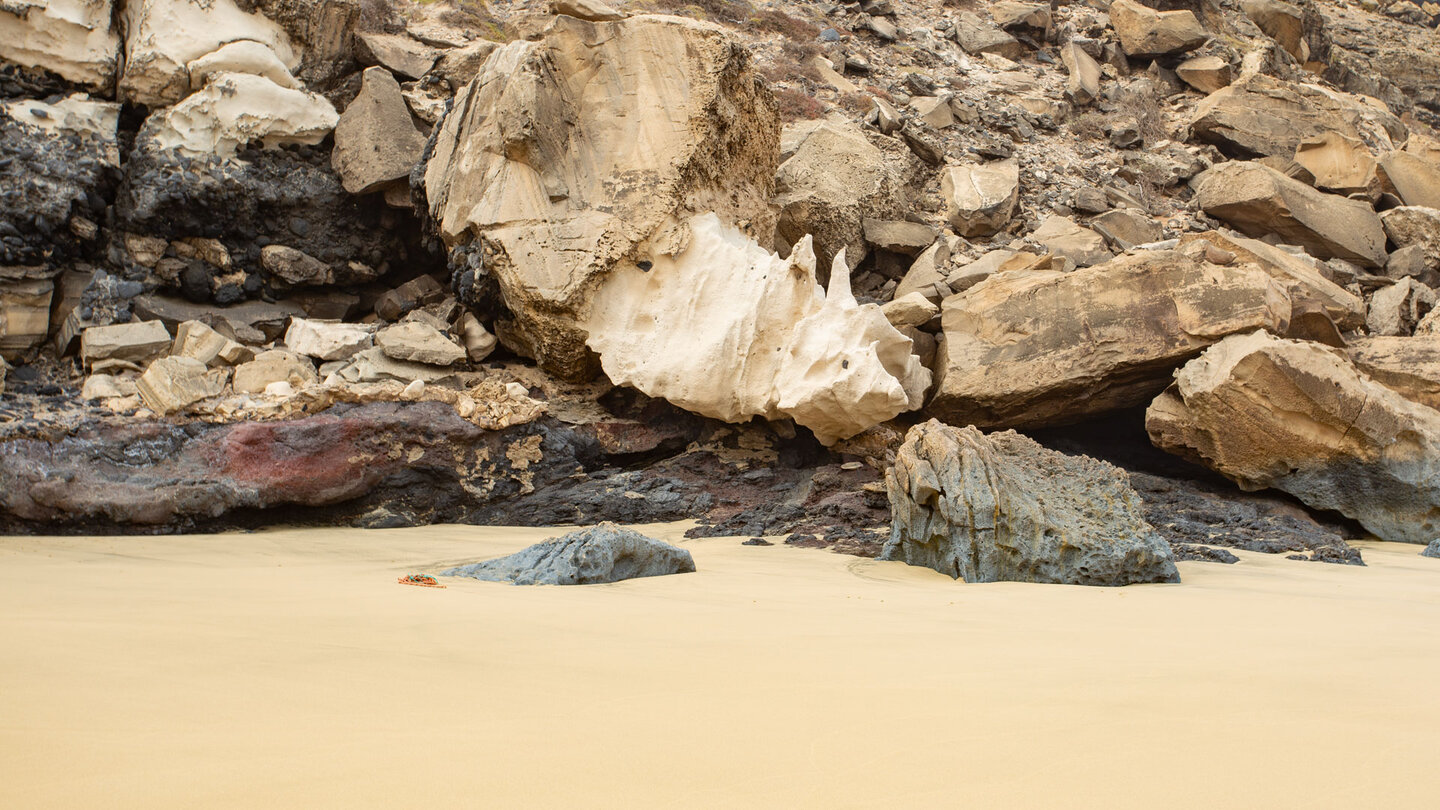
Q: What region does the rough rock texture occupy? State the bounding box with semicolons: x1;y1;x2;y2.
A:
1147;331;1440;545
423;14;780;380
1293;132;1379;196
375;321;464;366
1189;75;1406;160
119;0;297;107
186;39;300;91
331;67;426;195
941;160;1019;238
1381;207;1440;272
1346;336;1440;410
1379;152;1440;210
140;72;337;159
442;523;695;585
1108;0;1209;59
1193;161;1387;268
1423;539;1440;559
583;214;929;445
879;420;1180;586
0;0;120;90
930;250;1300;430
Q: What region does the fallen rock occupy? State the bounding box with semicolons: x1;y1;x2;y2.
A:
1379;152;1440;210
1059;40;1101;105
1193;161;1388;268
0;0;121;90
173;320;249;367
1189;75;1406;160
582;214;929;446
1147;331;1440;545
941;160;1019;238
355;32;438;80
1366;277;1435;336
1241;0;1308;62
1090;209;1163;249
80;321;172;367
232;350;317;394
553;0;626;22
82;373;137;400
136;356;226;415
442;523;695;585
0;276;54;361
862;219;936;256
952;12;1024;61
879;420;1179;585
138;71;337;159
894;241;952;302
284;318;374;362
1293;132;1379;197
376;321;465;366
332;67;428;195
1346;336;1440;410
338;346;454;385
119;0;297;107
1108;0;1208;59
929;250;1300;429
261;245;335;287
1175;55;1230;95
881;292;939;329
1030;215;1112;267
1176;231;1366;329
457;313;498;363
424;14;779;380
1424;540;1440;559
186;39;299;92
1380;207;1440;272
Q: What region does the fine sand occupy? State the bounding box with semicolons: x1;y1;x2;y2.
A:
2;523;1438;809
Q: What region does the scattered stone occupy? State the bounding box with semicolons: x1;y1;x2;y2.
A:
80;321;172;367
862;219;936;256
1241;0;1308;62
1189;75;1406;160
881;292;939;328
880;420;1180;585
338;347;454;385
442;523;696;585
173;320;250;367
1059;40;1101;106
232;350;317;394
552;0;626;22
1175;56;1231;95
952;12;1024;61
136;356;226;416
1109;0;1209;59
1379;152;1440;210
1366;277;1435;336
1090;209;1163;249
261;245;335;287
1030;215;1112;267
1380;207;1440;272
332;67;428;196
354;33;439;80
376;321;466;367
1293;132;1379;197
285;319;375;362
375;276;446;322
941;160;1019;238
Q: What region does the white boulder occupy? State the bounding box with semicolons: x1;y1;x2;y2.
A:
0;0;121;90
139;72;337;159
118;0;296;107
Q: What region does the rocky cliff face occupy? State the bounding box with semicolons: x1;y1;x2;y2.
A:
2;0;1438;566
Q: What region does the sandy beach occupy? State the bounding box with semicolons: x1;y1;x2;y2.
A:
2;523;1438;809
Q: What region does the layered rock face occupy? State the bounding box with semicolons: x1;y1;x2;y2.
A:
1147;332;1440;545
443;523;696;585
880;420;1179;586
583;214;929;445
424;14;780;381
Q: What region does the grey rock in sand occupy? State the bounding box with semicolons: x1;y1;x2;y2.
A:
443;523;696;585
1422;540;1440;559
879;420;1180;586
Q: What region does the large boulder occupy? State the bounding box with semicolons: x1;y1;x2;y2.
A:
1381;207;1440;272
1193;161;1388;268
1240;0;1308;62
1189;75;1406;160
941;160;1019;238
582;214;930;445
1175;231;1366;330
1147;331;1440;545
442;523;696;585
0;0;121;90
423;14;780;381
929;248;1329;430
1108;0;1208;59
139;71;336;159
774;119;916;272
1346;336;1440;410
332;67;427;195
1293;132;1380;197
1379;152;1440;210
879;420;1180;586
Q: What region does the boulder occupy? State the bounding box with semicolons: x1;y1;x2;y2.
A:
1059;40;1101;105
136;356;226;415
1346;336;1440;410
423;14;779;381
261;245;335;287
1189;75;1406;160
552;0;626;22
775;120;915;272
1378;152;1440;210
881;292;939;329
1175;231;1366;330
991;2;1051;38
952;12;1024;61
1090;209;1163;249
443;523;695;585
376;321;466;366
1424;540;1440;559
582;214;930;446
1108;0;1208;59
138;71;337;160
337;347;454;385
284;318;374;362
118;0;297;107
1240;0;1307;62
929;250;1304;430
1366;277;1435;336
1029;215;1112;267
0;0;120;90
941;160;1019;238
332;67;428;196
173;320;249;367
0;276;53;361
1147;331;1440;545
1380;207;1440;272
862;219;936;256
457;312;498;362
1293;132;1380;197
186;39;299;91
1175;55;1231;95
355;32;438;80
911;96;953;129
374;276;446;322
232;349;316;394
80;321;172;367
82;373;137;400
1193;161;1388;268
880;420;1179;585
893;240;952;303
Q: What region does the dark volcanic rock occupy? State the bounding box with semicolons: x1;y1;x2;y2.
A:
442;523;696;585
1423;540;1440;559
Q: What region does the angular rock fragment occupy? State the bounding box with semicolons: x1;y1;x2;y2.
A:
285;319;374;362
1147;331;1440;545
443;523;694;586
1059;40;1101;105
1366;277;1435;336
186;39;299;91
0;275;54;361
1175;231;1366;329
553;0;627;22
1379;152;1440;210
1189;75;1406;160
140;72;337;159
1194;161;1388;268
1423;540;1440;559
1346;336;1440;410
376;321;465;367
355;33;438;80
261;245;334;287
1293;132;1379;197
232;350;316;394
941;160;1019;238
173;320;249;367
862;219;936;256
1108;0;1208;59
136;356;226;415
1176;56;1230;95
1241;0;1308;62
880;420;1179;586
333;67;428;195
457;313;497;363
1030;215;1112;267
952;12;1024;61
337;347;453;385
81;321;172;367
1380;207;1440;272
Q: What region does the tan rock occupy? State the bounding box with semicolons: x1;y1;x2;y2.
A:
140;72;337;159
930;250;1300;429
1030;215;1112;267
1090;209;1163;248
941;160;1019;238
1175;55;1231;95
261;245;334;287
862;219;937;256
284;319;375;362
1059;40;1101;106
1380;207;1440;271
1346;335;1440;410
336;346;454;385
1193;161;1388;268
881;292;940;329
375;321;466;366
552;0;626;22
952;12;1024;61
1176;231;1366;330
1366;277;1435;336
80;321;171;367
173;320;250;367
0;0;120;90
1146;331;1440;545
457;313;498;363
945;249;1052;293
232;350;317;394
1109;0;1208;59
1190;75;1406;159
333;67;428;196
1240;0;1308;62
1378;152;1440;209
355;32;439;80
81;373;138;400
186;39;299;91
911;96;954;129
136;356;226;415
894;240;953;302
423;14;779;380
0;277;54;360
1293;132;1379;197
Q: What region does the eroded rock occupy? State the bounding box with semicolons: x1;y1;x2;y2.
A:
332;67;427;196
941;160;1019;238
443;523;695;585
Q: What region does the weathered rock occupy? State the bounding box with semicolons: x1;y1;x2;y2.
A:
443;523;695;585
991;2;1051;39
881;292;939;329
1193;161;1388;268
130;295;303;343
1030;215;1112;267
186;39;299;92
82;373;136;400
375;321;465;367
930;250;1305;430
232;350;316;394
1379;152;1440;210
140;71;337;159
1294;132;1380;197
1059;40;1101;106
1240;0;1307;62
457;313;497;363
941;160;1019;238
136;356;226;415
284;318;374;362
1366;277;1435;336
952;12;1024;61
261;245;334;287
894;240;952;303
337;346;453;385
80;321;171;367
332;67;428;196
911;96;953;130
880;420;1179;585
1423;540;1440;559
0;0;121;90
1346;336;1440;410
552;0;626;22
354;32;438;80
0;356;8;394
1176;55;1231;95
424;14;779;380
1175;231;1366;329
1108;0;1208;59
1090;209;1163;249
583;214;929;445
0;274;53;361
1147;331;1440;545
1189;75;1406;160
374;276;446;322
775;119;915;272
1381;207;1440;271
173;320;249;367
862;219;936;256
119;0;297;107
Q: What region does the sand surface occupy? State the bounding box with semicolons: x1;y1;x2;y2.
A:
2;523;1438;808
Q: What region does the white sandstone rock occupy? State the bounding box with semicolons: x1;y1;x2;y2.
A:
0;0;121;90
284;318;375;362
119;0;297;107
583;214;930;445
186;39;299;92
141;72;338;159
0;94;120;163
